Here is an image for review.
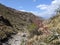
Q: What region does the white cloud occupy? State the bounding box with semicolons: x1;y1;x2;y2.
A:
30;11;38;15
36;0;60;18
20;10;26;11
36;4;48;10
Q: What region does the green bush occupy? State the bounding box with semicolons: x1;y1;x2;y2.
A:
27;23;37;32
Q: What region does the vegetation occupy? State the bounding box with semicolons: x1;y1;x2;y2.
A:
0;4;40;45
1;3;60;45
27;23;37;32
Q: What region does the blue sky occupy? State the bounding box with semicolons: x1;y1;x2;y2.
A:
0;0;60;18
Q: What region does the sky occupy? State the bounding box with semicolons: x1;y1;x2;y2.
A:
0;0;60;19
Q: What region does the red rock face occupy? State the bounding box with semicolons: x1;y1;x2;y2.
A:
32;17;50;35
31;16;43;28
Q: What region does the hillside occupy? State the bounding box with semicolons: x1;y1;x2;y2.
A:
47;14;60;33
0;3;44;45
25;12;60;45
1;3;60;45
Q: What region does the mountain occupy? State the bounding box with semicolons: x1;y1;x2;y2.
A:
25;12;60;45
39;13;60;45
1;3;60;45
47;13;60;33
0;3;44;44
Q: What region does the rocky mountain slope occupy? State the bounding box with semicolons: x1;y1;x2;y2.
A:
1;3;60;45
0;3;44;45
26;9;60;45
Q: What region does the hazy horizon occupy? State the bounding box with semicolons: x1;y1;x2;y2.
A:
0;0;60;18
